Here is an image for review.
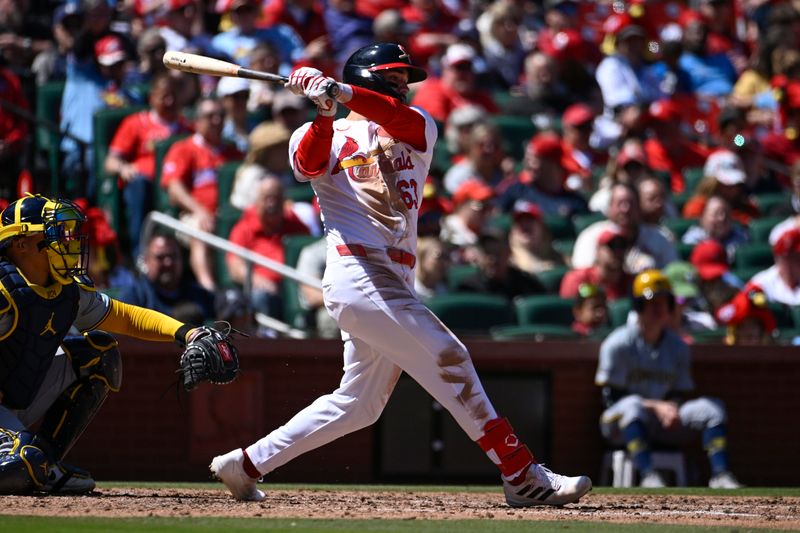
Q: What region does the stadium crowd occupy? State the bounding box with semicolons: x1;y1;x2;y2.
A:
1;0;799;344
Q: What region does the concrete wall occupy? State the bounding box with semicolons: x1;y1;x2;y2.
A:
65;338;800;486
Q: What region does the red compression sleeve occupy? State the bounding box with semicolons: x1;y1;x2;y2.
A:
294;114;335;178
345;86;427;151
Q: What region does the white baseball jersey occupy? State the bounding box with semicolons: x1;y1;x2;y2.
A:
288;107;438;254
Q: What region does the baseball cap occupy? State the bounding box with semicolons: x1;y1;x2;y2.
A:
772;227;800;256
562;104;595;128
168;0;194;11
716;289;776;333
690;240;730;280
648;99;681;123
616;142;648;167
215;0;256;12
663;261;700;299
442;43;476;69
448;104;487;128
452;180;495;207
527;132;563;160
597;228;629;250
272;91;306;114
704;150;746;186
216;76;251;98
538;29;584;61
94;35;128;67
54;2;82;24
511;200;542;222
248;122;290;151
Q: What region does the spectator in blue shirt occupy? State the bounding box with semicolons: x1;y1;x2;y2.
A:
678;17;737;99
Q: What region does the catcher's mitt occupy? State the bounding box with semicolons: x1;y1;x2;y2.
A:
178;325;241;391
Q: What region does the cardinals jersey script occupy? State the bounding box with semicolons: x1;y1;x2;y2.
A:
289;109;437;252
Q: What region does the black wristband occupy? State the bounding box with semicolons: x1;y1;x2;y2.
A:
175;324;193;346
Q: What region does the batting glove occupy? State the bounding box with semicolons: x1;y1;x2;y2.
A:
304;76;338;116
285;67;324;96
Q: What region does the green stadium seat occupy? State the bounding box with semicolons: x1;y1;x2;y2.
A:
214;205;243;290
543;214;576;240
682;166;705;193
676;242;695;261
490;323;580;341
552;239;575;257
487;212;511;233
285;183;315;203
691;328;727;344
447;263;480;291
431;143;453;174
281;235;324;329
609;298;632;328
749;216;785;242
767;301;795;330
573;212;605;234
426;293;514;334
663;218;696;239
672;191;692;212
35;81;65;193
732;265;762;284
489;114;537;161
753;192;791;216
216;160;242;212
93;105;146;232
536;265;569;294
735;243;774;269
514;294;575;326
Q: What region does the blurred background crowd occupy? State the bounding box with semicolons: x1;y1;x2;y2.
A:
1;0;800;344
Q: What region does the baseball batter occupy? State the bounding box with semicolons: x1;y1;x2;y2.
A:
211;43;592;507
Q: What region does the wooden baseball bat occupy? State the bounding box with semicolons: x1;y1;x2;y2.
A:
162;51;288;83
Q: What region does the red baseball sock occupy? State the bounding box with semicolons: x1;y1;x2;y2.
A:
477;417;535;483
241;448;261;479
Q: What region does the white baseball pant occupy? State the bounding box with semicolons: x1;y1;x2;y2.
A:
244;247;498;474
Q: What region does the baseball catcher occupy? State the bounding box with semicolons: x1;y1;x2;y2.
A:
0;194;238;495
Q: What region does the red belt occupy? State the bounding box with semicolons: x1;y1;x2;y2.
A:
336;244;416;268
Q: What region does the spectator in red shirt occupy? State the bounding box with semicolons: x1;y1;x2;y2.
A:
105;74;193;257
560;229;634;302
402;0;460;69
0;66;28;200
161;97;243;291
227;176;309;324
762;78;800;187
262;0;327;45
410;43;498;123
644;99;710;193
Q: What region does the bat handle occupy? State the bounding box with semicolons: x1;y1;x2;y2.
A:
325;81;341;100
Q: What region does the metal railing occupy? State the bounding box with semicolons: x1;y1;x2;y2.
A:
142;210;322;339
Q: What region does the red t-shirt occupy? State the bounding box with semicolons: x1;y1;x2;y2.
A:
559;266;632;302
109;110;193;179
227;207;310;283
160;134;243;213
0;68;29;154
644;137;710;193
410;78;498;123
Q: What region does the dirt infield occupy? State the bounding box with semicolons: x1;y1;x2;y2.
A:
3;487;800;529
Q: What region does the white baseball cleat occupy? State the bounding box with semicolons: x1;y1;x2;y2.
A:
503;463;592;507
708;471;743;489
210;449;266;502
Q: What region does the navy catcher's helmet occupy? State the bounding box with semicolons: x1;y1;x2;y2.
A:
342;43;427;101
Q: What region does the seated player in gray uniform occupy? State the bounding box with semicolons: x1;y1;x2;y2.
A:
594;269;742;489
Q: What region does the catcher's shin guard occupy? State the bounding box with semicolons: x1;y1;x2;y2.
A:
37;331;121;460
0;429;48;494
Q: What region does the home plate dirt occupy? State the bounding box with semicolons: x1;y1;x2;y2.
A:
4;488;800;529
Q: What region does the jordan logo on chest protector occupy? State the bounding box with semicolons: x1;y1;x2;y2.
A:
40;312;56;337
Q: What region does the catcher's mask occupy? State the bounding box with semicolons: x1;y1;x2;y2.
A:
342;43;427;101
0;194;88;285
